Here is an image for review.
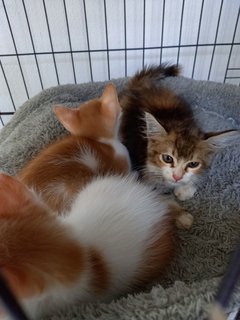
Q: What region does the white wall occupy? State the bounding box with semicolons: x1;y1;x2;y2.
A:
0;0;239;127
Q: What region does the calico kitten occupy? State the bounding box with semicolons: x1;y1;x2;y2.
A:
18;84;130;214
0;172;180;319
119;65;240;200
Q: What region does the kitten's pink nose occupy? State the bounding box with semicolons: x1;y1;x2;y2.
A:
173;173;183;182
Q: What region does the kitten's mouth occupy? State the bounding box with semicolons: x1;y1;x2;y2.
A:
167;179;186;187
168;180;179;186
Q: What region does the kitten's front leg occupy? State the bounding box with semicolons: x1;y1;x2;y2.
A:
174;183;197;201
170;201;194;229
176;212;194;230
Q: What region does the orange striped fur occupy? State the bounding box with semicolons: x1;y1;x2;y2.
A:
0;172;177;319
18;83;130;214
0;174;84;299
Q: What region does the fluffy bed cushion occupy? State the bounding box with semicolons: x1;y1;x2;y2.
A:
0;76;240;319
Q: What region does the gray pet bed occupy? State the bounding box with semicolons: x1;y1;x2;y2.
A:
0;76;240;319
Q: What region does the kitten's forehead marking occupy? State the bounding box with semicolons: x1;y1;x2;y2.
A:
149;131;209;168
167;132;202;160
157;146;200;168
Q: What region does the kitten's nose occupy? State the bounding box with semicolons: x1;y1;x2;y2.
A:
173;173;183;182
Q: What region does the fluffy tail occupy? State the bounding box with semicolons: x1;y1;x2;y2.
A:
0;173;84;299
128;63;180;89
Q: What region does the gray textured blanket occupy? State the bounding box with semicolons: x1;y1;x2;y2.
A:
0;76;240;319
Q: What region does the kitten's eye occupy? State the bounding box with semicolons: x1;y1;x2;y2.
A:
187;162;200;169
162;154;174;164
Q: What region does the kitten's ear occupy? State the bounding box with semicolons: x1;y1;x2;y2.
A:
53;105;80;135
100;83;121;122
145;112;167;136
0;173;33;216
204;130;240;148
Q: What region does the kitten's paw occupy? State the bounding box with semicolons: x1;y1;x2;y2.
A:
174;185;196;201
176;213;194;229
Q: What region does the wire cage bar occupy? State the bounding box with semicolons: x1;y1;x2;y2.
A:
0;0;239;127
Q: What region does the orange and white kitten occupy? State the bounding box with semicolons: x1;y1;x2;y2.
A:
0;172;178;319
18;83;130;214
120;65;240;200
